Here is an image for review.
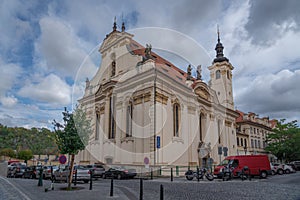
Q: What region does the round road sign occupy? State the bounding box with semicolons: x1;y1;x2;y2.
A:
59;155;67;164
144;157;149;165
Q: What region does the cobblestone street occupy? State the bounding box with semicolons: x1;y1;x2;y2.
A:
1;173;300;200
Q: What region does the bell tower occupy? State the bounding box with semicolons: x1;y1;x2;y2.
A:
208;27;234;110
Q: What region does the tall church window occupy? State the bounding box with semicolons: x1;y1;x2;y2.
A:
108;96;115;139
126;102;133;137
173;104;180;137
216;70;221;79
218;119;221;144
95;113;100;140
199;114;203;141
240;138;243;146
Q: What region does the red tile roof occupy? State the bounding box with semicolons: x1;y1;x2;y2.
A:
128;40;189;85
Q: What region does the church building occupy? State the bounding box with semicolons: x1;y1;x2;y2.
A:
76;20;240;169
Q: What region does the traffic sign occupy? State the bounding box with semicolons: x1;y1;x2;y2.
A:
59;155;67;164
156;136;160;148
144;157;149;165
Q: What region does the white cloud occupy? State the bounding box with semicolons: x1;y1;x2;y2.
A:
35;17;97;79
18;73;71;105
0;96;18;107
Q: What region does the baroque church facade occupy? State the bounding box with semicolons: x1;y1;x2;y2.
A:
76;21;240;168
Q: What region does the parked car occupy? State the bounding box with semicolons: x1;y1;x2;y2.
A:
53;165;90;183
283;164;296;174
86;164;105;178
42;166;58;179
272;163;284;175
289;161;300;171
7;165;17;178
103;166;137;179
214;155;272;178
13;164;27;178
23;166;38;179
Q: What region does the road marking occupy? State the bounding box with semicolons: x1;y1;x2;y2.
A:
0;176;31;200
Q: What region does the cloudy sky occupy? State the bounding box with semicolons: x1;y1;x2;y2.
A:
0;0;299;128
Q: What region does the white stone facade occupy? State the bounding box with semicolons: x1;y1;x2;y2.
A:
76;25;239;168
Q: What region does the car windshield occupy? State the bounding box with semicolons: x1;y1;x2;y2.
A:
219;159;230;166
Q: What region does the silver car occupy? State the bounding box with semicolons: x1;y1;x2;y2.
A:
53;165;90;183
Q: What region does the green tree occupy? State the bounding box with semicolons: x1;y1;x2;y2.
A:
53;106;92;190
265;119;300;162
0;148;16;158
18;149;33;163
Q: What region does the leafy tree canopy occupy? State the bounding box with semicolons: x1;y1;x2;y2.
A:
265;119;300;162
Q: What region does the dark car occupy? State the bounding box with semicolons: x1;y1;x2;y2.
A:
14;165;27;178
103;166;137;179
23;166;38;179
86;164;105;178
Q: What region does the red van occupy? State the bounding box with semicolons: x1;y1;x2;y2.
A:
214;155;272;179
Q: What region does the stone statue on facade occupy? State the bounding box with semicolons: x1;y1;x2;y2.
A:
187;64;192;80
197;65;202;80
145;44;152;59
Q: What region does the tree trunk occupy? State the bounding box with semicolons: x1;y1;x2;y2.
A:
67;154;75;190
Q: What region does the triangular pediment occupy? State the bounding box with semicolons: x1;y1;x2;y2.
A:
99;31;134;54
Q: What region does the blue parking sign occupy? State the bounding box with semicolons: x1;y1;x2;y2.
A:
157;136;160;148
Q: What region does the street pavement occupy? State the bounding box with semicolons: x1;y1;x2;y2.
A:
1;173;300;200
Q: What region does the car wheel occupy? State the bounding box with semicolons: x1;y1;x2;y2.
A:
260;171;267;179
117;174;122;180
272;170;276;175
277;169;284;175
285;169;290;174
30;174;33;179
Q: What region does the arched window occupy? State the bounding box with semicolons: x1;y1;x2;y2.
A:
95;112;100;140
173;104;180;137
241;138;243;146
237;137;239;146
108;96;115;139
244;138;247;147
227;70;230;79
126;102;133;137
216;70;221;79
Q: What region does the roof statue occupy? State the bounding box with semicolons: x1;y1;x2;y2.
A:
144;44;152;59
196;65;202;80
186;64;192;80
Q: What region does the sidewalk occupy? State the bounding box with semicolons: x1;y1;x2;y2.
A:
0;176;133;200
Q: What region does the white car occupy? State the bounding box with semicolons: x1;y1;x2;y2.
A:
283;164;296;174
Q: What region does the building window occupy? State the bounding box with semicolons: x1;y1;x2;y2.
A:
126;102;133;137
251;139;254;148
258;140;261;148
227;70;230;79
254;128;256;134
216;70;221;79
254;140;257;148
108;96;115;139
111;61;116;77
237;137;239;146
240;138;243;146
95;113;100;140
218;119;221;144
250;127;253;134
173;104;180;137
199;114;204;141
244;138;247;147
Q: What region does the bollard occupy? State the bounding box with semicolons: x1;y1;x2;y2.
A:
50;166;53;183
37;167;43;186
197;167;200;182
139;178;143;200
110;178;114;196
170;168;173;182
160;184;164;200
89;169;93;190
151;169;153;180
74;169;77;186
